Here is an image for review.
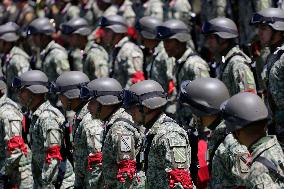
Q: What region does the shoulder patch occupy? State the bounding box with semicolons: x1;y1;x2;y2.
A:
120;135;132;152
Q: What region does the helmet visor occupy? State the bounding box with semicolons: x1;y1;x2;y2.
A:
156;26;188;40
61;24;75;35
202;21;238;36
80;86;121;100
12;76;48;89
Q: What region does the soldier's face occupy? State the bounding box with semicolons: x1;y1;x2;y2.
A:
18;88;31;107
102;28;114;47
31;34;41;48
88;99;99;118
163;38;181;58
126;105;144;124
205;34;219;54
257;25;273;46
141;37;158;50
59;95;69;110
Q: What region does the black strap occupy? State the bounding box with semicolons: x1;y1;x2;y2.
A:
255;156;284;182
175;52;197;91
220;52;246;79
41;46;63;65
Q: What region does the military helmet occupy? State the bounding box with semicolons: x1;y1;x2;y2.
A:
221;92;268;132
136;16;162;39
123;80;167;109
179;78;230;117
98;15;128;34
250;8;284;31
156;19;190;42
80;77;123;105
61;17;91;36
50;71;89;99
202;17;238;39
12;70;49;94
27;17;55;36
0;22;19;42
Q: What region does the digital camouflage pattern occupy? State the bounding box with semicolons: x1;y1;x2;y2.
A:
83;41;109;80
79;0;97;27
244;135;284;189
3;46;30;101
111;36;144;88
145;42;174;93
41;40;70;82
219;46;256;96
107;0;136;27
69;48;84;71
255;46;270;93
30;101;75;188
268;44;284;133
134;0;164;21
102;108;144;189
201;0;226;21
144;113;194;189
0;94;33;188
74;110;104;188
168;47;210;124
209;134;248;189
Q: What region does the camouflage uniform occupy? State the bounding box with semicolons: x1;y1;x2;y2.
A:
102;108;144;188
107;0;136;26
30;100;75;188
209;134;249;189
73;104;104;188
145;41;174;93
244;135;284;189
201;0;227;21
2;46;30;101
219;46;256;96
83;41;109;80
134;0;164;21
69;48;84;71
255;46;270;93
0;95;33;188
41;40;70;82
268;44;284;133
110;36;144;88
79;0;97;27
144;113;193;189
170;47;210;124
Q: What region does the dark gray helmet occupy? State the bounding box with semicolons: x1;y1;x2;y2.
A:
27;17;55;36
12;70;49;94
123;80;167;109
98;15;128;34
221;92;268;132
136;16;162;39
0;22;19;42
61;17;91;36
179;78;230;117
80;77;122;105
202;17;238;39
250;8;284;31
156;19;190;42
51;71;90;99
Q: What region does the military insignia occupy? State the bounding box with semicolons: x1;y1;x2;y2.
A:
121;135;132;152
173;147;186;163
239;154;252;173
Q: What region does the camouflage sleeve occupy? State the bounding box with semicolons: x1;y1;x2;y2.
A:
159;131;193;188
52;50;70;76
85;119;104;188
123;3;136;27
269;58;284;124
87;48;109;79
8;56;30;86
0;111;27;175
232;59;256;93
125;47;144;88
102;123;136;188
215;0;227;17
41;118;63;186
245;162;278;189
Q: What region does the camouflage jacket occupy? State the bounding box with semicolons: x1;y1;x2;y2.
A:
244;135;284;189
102;108;144;189
268;44;284;129
134;0;164;21
83;41;109;80
3;46;30;101
146;42;174;93
0;95;33;188
41;40;70;82
219;46;256;96
209;134;248;189
69;48;84;71
111;36;144;88
145;113;193;189
30;100;74;188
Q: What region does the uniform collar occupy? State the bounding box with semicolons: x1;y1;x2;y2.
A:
115;36;129;48
176;47;194;65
